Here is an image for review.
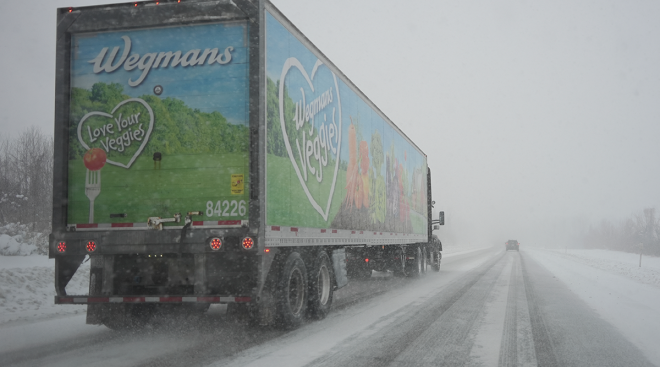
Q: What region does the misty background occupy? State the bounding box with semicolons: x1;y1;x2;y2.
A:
1;0;659;249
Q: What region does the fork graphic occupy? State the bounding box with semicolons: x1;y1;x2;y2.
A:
85;169;101;223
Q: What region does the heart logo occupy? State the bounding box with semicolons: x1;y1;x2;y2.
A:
278;58;342;221
76;98;154;169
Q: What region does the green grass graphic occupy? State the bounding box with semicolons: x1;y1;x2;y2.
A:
67;153;249;225
266;154;345;228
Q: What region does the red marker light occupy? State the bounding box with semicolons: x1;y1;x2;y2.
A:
365;258;369;263
57;242;66;253
134;3;138;7
264;248;270;253
210;238;222;250
242;237;254;250
86;241;96;252
68;8;73;13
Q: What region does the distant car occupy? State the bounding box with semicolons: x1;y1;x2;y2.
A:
506;240;519;251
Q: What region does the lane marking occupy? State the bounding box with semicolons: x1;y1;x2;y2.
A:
468;255;513;366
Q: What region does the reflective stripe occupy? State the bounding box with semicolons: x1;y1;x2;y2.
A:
55;295;251;304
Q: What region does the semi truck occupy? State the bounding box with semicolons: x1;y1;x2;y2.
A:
50;0;443;329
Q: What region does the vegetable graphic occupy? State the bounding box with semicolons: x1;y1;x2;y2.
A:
332;122;414;234
347;123;357;175
369;131;386;223
83;148;107;171
344;121;361;209
359;141;370;208
343;119;370;210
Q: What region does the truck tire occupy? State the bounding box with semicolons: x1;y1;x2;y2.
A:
308;251;334;320
409;246;423;277
431;248;441;272
275;252;308;328
420;246;428;274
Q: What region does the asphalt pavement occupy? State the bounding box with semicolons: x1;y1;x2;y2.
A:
1;248;654;367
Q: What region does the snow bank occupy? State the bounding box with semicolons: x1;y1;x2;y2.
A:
0;255;89;326
0;223;48;256
544;249;660;289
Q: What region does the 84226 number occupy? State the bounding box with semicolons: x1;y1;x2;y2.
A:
206;200;247;217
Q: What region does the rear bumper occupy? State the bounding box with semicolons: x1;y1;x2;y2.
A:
56;295;251;304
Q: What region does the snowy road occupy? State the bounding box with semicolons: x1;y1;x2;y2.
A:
1;247;658;366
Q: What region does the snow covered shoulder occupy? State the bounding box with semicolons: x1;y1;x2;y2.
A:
525;248;660;366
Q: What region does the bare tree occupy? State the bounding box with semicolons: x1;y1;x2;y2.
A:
0;127;53;232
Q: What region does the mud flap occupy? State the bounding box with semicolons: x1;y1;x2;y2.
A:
86;256;104;325
332;249;348;289
255;288;276;326
55;255;85;296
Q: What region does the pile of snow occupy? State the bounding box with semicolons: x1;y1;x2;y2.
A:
546;249;660;289
0;223;48;256
0;255;89;325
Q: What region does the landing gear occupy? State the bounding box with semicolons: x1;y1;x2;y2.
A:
393;246;409;277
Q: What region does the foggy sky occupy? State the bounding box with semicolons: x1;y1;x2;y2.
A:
1;0;659;246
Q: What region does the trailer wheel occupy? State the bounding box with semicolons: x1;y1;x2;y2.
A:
308;251;334;320
275;252;308;328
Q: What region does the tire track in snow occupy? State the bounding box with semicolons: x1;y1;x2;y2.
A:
302;251;506;367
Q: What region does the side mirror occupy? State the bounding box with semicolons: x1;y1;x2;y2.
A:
438;211;445;225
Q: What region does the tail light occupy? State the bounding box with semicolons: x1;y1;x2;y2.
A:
86;241;97;253
209;237;222;250
57;241;66;253
241;237;254;250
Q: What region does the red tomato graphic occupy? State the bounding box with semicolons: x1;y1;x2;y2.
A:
83;148;107;171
